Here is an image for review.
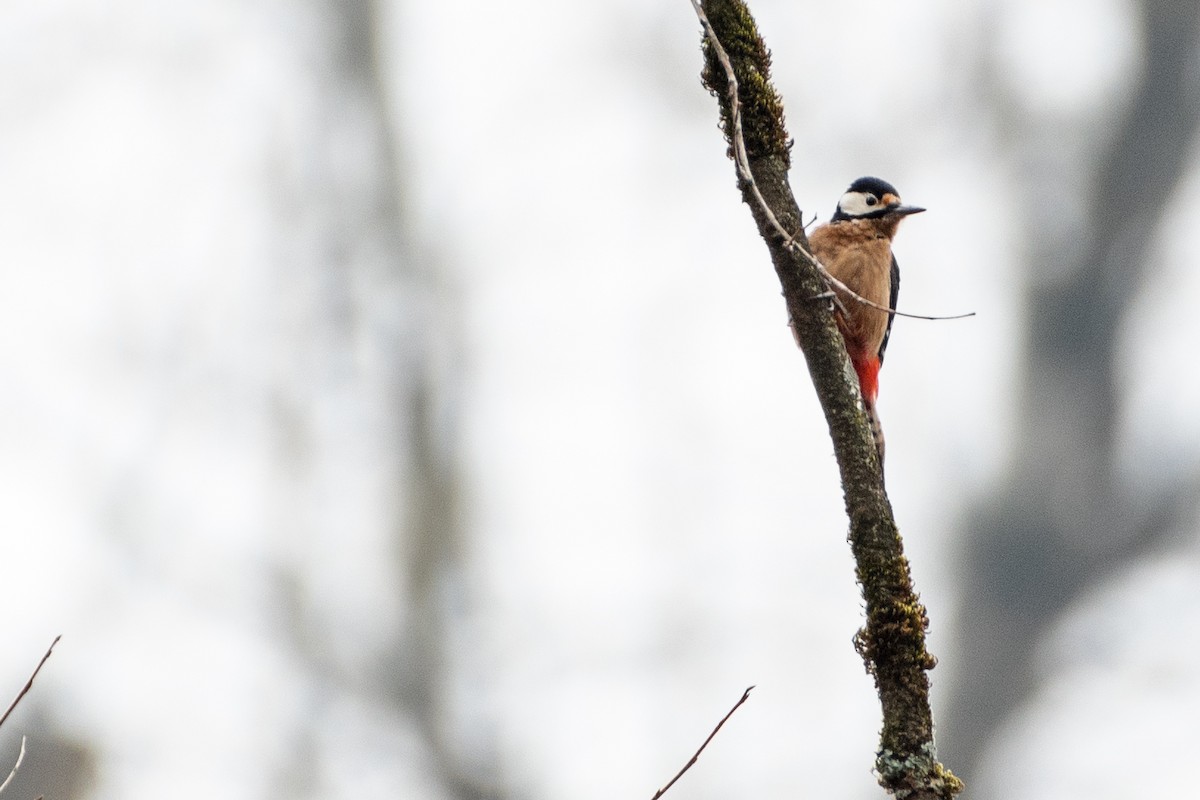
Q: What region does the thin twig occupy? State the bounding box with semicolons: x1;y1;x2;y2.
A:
650;686;754;799
0;736;26;795
691;1;788;236
811;256;976;321
0;636;61;731
690;0;974;324
0;639;58;797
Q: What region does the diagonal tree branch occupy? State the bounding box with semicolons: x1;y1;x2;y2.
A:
692;2;961;797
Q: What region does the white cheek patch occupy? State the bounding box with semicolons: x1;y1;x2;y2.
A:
838;191;875;217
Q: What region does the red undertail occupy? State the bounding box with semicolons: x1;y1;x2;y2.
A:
853;356;880;406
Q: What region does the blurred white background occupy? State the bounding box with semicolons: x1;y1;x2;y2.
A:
0;1;1198;798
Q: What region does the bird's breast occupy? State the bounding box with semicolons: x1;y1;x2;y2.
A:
808;222;894;356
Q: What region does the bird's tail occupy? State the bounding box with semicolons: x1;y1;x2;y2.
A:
865;398;885;467
851;355;886;468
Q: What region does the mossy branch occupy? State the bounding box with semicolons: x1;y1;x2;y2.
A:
692;1;961;797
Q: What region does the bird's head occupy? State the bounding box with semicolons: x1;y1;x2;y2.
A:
831;176;925;223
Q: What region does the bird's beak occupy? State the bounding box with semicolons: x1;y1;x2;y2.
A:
887;204;926;217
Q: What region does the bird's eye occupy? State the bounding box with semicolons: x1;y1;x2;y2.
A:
865;196;878;206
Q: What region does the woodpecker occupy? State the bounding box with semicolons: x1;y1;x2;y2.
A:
808;177;924;464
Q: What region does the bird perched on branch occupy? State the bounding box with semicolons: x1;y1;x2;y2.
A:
809;177;924;465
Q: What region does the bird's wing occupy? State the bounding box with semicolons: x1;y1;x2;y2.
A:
878;253;900;363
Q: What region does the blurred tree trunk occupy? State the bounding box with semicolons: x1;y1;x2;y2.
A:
943;0;1200;786
266;2;495;797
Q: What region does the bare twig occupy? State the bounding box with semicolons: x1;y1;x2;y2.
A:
812;256;975;321
650;686;754;799
0;736;26;795
0;636;61;731
690;0;973;324
0;637;60;797
690;1;791;239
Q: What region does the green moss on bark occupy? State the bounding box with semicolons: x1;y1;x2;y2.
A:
699;2;791;168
